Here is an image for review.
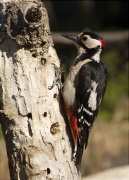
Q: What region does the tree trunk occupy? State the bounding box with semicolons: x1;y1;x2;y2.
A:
0;0;79;179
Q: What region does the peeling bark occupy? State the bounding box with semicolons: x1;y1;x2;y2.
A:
0;0;79;179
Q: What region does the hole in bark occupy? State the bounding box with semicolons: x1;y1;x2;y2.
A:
32;52;38;58
28;121;33;137
63;149;66;154
47;168;50;174
53;93;58;99
41;57;47;65
27;113;32;119
43;112;47;117
50;122;60;135
25;7;42;22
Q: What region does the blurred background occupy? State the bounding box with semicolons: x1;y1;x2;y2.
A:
0;1;128;179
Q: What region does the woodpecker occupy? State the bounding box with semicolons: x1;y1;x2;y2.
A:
61;31;107;171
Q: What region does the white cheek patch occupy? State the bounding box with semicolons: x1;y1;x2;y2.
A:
85;38;101;49
88;81;98;111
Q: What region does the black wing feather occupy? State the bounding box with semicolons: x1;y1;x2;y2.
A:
75;61;107;169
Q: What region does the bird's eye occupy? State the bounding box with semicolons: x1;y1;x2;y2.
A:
82;36;87;41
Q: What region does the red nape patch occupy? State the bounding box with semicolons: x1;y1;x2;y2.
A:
99;39;106;48
70;115;79;141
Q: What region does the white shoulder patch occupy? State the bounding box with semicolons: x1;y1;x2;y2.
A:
88;81;98;111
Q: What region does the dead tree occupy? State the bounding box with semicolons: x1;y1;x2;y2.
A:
0;0;79;179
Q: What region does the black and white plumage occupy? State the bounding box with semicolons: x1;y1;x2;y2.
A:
61;32;107;171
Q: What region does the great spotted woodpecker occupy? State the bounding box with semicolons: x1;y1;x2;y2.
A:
61;31;107;171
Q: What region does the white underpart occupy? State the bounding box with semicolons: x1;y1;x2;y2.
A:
88;81;98;111
62;59;92;110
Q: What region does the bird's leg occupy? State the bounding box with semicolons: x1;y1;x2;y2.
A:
48;63;64;90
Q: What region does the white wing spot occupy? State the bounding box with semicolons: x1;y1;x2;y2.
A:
87;89;91;92
84;119;91;126
83;107;93;116
78;118;81;122
81;116;84;119
78;105;83;113
78;109;81;113
99;97;102;105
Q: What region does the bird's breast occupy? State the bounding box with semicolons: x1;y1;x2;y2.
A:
62;59;92;111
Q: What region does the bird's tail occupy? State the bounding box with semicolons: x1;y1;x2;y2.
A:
75;145;84;172
74;135;89;172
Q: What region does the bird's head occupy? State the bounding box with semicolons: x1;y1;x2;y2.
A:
61;32;105;62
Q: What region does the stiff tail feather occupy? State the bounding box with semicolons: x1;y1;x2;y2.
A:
75;146;84;172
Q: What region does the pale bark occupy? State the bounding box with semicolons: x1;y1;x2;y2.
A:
0;0;79;179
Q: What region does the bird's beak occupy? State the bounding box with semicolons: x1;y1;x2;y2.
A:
61;34;79;44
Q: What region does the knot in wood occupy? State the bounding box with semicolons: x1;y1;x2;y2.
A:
2;1;51;48
50;122;60;135
25;7;42;22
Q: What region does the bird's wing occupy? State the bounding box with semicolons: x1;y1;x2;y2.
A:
75;61;107;168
